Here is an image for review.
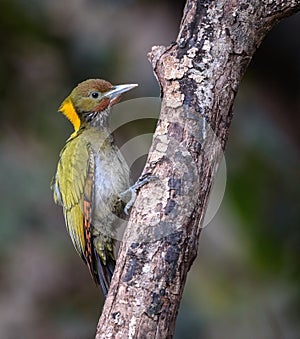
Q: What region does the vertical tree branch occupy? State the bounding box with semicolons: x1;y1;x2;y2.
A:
96;1;300;338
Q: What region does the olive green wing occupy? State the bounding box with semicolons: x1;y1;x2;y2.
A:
52;136;93;261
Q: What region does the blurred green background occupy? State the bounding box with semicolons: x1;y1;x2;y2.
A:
0;1;299;338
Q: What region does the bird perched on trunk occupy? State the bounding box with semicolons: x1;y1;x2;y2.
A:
51;79;139;297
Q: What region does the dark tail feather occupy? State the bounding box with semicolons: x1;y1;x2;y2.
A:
93;247;116;298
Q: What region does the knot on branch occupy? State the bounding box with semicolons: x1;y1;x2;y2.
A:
147;45;167;72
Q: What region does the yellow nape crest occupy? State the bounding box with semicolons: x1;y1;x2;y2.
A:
59;97;81;132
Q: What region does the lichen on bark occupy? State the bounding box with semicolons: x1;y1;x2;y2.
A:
95;1;300;338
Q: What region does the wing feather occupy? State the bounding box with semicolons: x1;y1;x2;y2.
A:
52;134;91;259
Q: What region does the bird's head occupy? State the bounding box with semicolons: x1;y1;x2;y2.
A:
58;79;137;131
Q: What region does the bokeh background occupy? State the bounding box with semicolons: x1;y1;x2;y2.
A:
0;1;299;338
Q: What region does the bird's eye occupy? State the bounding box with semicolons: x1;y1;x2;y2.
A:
90;92;100;99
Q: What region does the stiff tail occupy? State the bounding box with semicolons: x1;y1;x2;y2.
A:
93;247;116;298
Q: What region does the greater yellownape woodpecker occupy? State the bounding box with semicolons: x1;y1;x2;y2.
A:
51;79;138;297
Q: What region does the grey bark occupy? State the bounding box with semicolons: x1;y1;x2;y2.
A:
96;1;300;338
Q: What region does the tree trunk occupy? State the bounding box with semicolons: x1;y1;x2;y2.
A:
96;1;300;338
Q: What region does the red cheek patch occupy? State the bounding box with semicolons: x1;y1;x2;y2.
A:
93;97;110;112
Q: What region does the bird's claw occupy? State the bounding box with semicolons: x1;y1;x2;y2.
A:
121;173;158;215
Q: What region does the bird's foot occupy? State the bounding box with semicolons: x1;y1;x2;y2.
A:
120;173;158;215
